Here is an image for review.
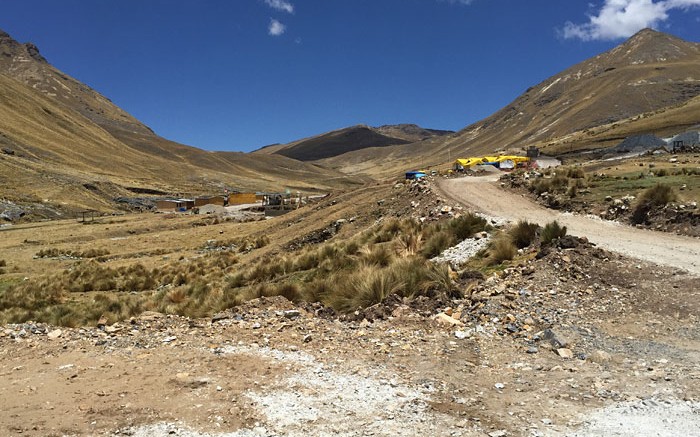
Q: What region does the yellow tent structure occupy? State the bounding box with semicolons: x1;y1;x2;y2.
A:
455;155;530;170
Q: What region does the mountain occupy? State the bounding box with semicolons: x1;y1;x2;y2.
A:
0;29;362;218
315;29;700;176
2;27;698;218
446;28;700;151
253;124;453;162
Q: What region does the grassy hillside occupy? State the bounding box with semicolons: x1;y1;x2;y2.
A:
316;29;700;178
0;30;363;218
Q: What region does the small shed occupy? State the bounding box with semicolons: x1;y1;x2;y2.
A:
405;171;427;180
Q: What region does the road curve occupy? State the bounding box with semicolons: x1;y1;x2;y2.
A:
436;175;700;276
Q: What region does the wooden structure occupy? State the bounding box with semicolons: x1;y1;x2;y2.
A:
156;199;194;211
228;192;257;205
78;210;98;223
194;196;226;207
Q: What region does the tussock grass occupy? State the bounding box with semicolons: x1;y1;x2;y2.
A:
2;215;494;325
36;248;110;259
486;234;517;265
541;220;568;245
449;213;488;240
509;220;539;249
359;245;393;267
528;168;589;197
631;183;678;224
396;232;422;257
421;231;455;259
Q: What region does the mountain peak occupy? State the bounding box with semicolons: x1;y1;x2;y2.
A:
629;27;660;39
610;28;699;65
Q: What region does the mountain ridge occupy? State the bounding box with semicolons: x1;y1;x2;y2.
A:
253;124;453;161
313;28;700;177
2;27;699;218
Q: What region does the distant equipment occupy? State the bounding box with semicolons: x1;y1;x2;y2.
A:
405;171;427;180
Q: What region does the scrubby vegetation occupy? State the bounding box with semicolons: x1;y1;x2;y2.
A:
0;212;571;326
541;221;568;245
0;214;486;325
631;183;678;224
509;220;539;249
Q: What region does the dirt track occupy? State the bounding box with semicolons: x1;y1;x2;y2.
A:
437;174;700;276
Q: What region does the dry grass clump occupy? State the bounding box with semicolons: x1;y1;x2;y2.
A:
474;220;564;267
203;235;269;253
1;215;490;326
222;216;478;313
359;244;393;267
421;231;455;259
448;213;488;240
0;247;247;325
509;220;539;249
631;183;678;224
565;167;585;179
396;231;422;257
529;168;589;198
486;234;517;265
541;220;568;245
316;259;458;312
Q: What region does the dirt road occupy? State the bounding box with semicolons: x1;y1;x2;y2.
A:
436;175;700;276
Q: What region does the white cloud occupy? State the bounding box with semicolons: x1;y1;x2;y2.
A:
563;0;700;41
268;18;286;36
265;0;294;14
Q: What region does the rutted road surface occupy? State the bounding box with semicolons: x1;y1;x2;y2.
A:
437;175;700;276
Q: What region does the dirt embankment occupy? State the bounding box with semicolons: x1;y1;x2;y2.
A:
436;175;700;276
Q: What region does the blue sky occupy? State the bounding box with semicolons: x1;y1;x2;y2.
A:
2;0;700;152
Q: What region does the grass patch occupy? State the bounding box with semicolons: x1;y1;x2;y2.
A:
509;221;539;249
1;215;491;325
36;248;110;259
631;183;679;224
541;221;567;245
486;234;517;265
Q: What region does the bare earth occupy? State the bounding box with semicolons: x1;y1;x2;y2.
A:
436;174;700;275
1;178;699;436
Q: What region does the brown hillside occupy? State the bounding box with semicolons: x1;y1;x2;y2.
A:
446;28;700;150
253;124;452;161
318;29;700;177
0;29;361;218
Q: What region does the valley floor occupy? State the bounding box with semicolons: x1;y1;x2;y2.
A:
1;176;699;436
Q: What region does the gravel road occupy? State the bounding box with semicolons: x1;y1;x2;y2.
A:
436;175;700;276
